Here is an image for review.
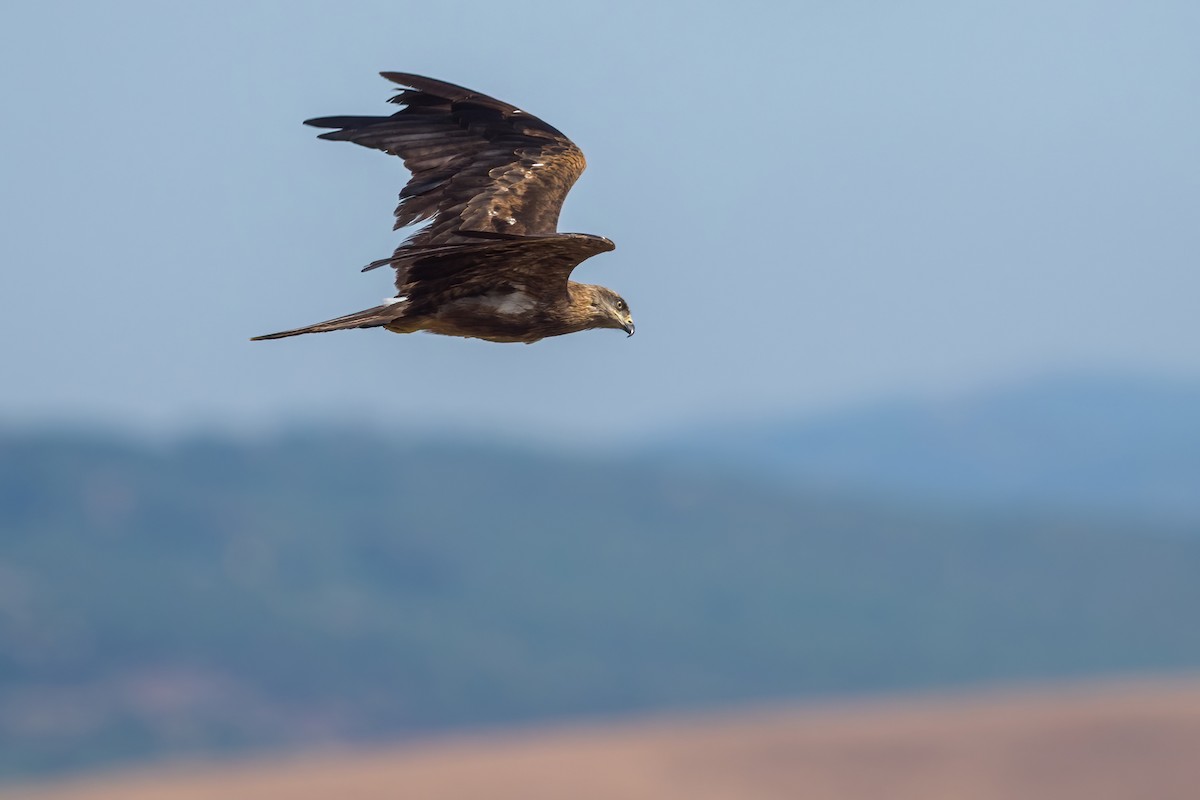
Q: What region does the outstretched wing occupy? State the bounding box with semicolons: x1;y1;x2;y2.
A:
389;233;615;312
306;73;587;246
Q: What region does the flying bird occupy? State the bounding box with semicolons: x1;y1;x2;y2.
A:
252;73;633;344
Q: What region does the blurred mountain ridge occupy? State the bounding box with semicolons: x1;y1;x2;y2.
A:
645;371;1200;522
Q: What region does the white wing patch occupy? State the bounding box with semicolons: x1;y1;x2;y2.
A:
482;290;536;316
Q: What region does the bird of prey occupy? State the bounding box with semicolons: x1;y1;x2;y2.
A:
252;73;633;344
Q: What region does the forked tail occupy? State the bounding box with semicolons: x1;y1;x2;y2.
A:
250;303;402;341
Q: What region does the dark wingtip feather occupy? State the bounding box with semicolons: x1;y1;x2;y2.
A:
380;72;461;93
304;115;386;129
380;72;507;107
361;256;396;273
380;71;415;84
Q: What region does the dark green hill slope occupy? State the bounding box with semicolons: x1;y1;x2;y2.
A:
1;430;1197;778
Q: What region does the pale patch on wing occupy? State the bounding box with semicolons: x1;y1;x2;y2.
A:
443;289;537;318
480;290;536;316
383;296;406;305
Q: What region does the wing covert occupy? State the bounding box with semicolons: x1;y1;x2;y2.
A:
388;234;615;310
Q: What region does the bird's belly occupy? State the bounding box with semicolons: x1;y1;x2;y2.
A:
422;316;546;343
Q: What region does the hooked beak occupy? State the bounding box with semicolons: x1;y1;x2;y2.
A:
622;320;635;337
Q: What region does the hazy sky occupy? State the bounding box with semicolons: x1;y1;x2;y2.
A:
2;1;1197;441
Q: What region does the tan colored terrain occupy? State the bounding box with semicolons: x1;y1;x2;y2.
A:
6;678;1200;800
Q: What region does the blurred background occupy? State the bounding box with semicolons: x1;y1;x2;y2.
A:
2;0;1199;797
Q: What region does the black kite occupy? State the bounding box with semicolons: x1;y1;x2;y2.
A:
252;73;632;344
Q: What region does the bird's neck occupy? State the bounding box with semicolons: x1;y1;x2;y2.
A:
564;282;608;331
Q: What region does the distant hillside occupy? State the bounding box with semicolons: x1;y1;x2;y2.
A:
1;427;1199;779
8;679;1200;800
649;373;1200;521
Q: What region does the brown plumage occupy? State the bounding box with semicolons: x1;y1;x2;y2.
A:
252;73;633;344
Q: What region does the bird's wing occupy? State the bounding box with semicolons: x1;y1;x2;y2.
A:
306;73;587;246
388;233;615;311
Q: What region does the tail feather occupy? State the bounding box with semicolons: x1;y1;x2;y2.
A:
250;304;401;341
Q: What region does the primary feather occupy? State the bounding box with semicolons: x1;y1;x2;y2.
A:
305;72;588;246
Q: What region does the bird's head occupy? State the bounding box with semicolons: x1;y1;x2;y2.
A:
585;285;635;336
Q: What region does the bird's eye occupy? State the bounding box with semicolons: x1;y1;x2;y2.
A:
615;300;626;311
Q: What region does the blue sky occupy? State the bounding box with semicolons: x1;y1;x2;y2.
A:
2;1;1198;441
